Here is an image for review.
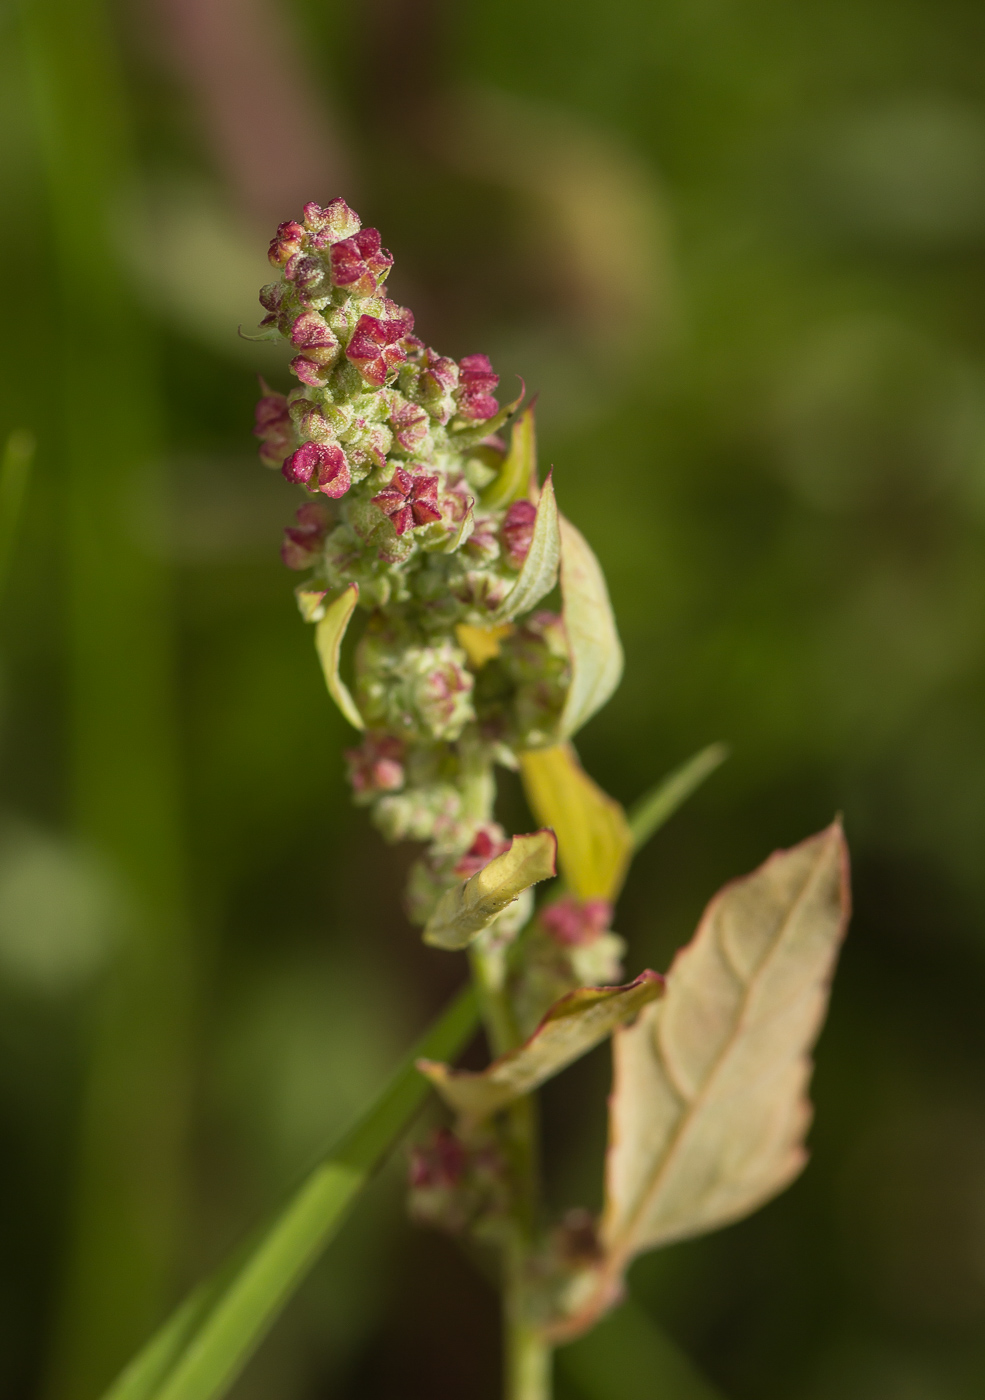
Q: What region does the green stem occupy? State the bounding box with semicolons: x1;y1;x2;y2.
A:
469;941;553;1400
504;1310;552;1400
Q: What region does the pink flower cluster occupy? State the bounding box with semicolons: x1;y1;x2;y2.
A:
453;825;512;879
281;502;331;570
540;896;613;947
344;733;405;797
454;353;499;422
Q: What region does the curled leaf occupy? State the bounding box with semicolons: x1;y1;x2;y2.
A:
314;584;365;731
557;515;623;739
482;400;537;509
423;830;557;951
489;471;559;624
419;971;662;1121
550;822;850;1341
520;742;632;902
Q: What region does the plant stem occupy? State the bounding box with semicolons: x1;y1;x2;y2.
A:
469;942;553;1400
504;1309;552;1400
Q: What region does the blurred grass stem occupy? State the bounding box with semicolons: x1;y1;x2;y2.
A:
18;1;193;1396
627;743;729;850
0;429;36;605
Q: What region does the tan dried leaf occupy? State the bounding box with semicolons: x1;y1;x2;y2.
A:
423;830;557;951
552;822;850;1341
419;971;662;1121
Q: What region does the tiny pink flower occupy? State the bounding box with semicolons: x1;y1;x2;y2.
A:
501;499;538;567
454;352;499;421
330;227;394;296
268;219;304;267
541;895;613;948
285;254;329;304
346;314;410;386
254;389;293;467
371;467;442;535
345;420;392;470
409;1127;468;1191
291;398;331;443
258;281;285;326
282;441;351;498
453;825;511;879
302;197;361;247
281;502;331;569
390;400;430;453
288;312;339;385
463;514;500;564
344;733;405;796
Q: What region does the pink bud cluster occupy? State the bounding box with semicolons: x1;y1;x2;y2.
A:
253;199;574;928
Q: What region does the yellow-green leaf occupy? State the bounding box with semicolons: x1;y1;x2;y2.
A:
314;584;365;731
520;742;632;901
551;822;850;1341
557;515;623;739
489;472;560;624
423;830;557;951
418;971;662;1121
482;401;537;508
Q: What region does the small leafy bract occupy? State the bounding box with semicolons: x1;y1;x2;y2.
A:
423;830;558;951
557;515;623;739
553;822;850;1340
482;401;537;508
520;742;633;901
314;584;364;731
490;472;559;624
418;971;662;1121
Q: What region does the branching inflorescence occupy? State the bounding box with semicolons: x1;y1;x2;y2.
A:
253;199;851;1400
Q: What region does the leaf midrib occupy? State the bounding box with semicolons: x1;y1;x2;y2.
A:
604;836;833;1268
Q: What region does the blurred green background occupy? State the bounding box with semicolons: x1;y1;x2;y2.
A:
3;0;985;1397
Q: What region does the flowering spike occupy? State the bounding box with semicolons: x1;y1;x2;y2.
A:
251;203;590;926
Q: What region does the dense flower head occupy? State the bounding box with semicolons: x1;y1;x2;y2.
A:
253;198;572;926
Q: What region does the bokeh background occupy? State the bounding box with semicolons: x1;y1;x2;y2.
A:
3;0;985;1397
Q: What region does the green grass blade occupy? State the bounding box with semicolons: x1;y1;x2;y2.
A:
0;429;36;605
101;1279;229;1400
101;983;479;1400
628;743;729;853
